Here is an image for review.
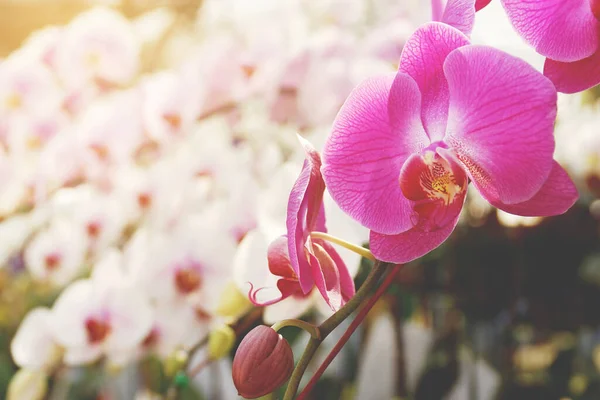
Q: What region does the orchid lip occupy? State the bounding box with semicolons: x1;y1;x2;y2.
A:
399;148;468;232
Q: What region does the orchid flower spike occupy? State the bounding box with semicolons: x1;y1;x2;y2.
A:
322;22;578;264
501;0;600;93
249;136;355;311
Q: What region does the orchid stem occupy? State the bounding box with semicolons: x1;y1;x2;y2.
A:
296;263;403;400
282;260;392;400
272;319;321;339
309;231;376;262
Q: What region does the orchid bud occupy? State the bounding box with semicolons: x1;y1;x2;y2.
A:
232;326;294;399
208;325;236;360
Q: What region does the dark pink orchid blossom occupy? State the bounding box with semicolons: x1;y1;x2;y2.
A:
499;0;600;93
250;137;355;311
322;22;578;264
432;0;477;36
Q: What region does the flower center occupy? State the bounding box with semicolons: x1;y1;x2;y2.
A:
85;317;111;344
44;253;62;271
137;192;152;209
163;113;182;130
175;267;202;294
86;221;102;239
400;150;467;231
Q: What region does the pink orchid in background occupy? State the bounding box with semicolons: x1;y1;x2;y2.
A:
500;0;600;93
475;0;492;11
250;137;355;311
54;7;139;90
431;0;477;36
322;22;578;264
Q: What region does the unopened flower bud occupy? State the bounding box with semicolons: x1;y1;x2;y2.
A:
7;369;47;400
208;325;236;360
232;326;294;399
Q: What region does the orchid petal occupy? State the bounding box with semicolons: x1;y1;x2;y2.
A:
287;137;324;293
475;0;492;11
247;235;303;307
501;0;599;62
444;45;556;205
105;286;153;354
268;235;296;278
370;202;462;263
544;48;600;93
311;242;343;311
318;240;355;301
399;22;470;142
11;308;58;370
441;0;477;36
491;161;578;216
322;73;428;236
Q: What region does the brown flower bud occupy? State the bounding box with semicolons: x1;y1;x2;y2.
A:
232;325;294;399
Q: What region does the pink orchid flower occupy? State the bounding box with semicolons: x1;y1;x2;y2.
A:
250;137;355;311
432;0;477;36
500;0;600;93
322;22;578;264
475;0;492;10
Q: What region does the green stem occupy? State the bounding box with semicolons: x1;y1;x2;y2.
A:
310;232;376;262
282;260;391;400
272;319;321;339
297;264;403;400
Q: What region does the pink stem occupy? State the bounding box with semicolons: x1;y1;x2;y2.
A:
297;264;403;400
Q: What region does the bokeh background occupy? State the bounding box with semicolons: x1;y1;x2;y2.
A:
1;1;600;399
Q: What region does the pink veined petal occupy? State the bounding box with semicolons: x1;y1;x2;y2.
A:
398;22;470;142
315;202;327;233
311;243;343;311
491;161;578;216
475;0;492;11
544;48;600;93
369;206;462;264
317;240;355;301
443;45;557;205
441;0;477;36
322;73;428;236
287;137;324;293
247;283;284;307
297;135;325;231
500;0;599;62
